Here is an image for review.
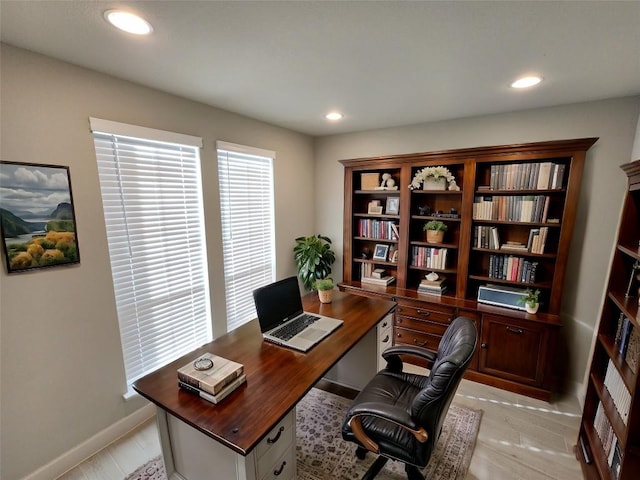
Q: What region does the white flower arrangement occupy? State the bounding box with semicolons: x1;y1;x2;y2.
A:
409;166;456;190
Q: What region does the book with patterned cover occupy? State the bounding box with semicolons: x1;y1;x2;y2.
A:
625;326;640;374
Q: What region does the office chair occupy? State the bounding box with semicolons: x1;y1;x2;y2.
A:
341;316;477;480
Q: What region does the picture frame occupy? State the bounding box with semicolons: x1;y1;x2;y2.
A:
0;161;81;273
372;244;389;261
385;196;400;215
368;200;383;215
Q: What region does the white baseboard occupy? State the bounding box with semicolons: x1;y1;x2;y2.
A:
22;403;156;480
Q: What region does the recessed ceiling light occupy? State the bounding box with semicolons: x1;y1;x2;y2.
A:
325;112;343;121
511;76;542;89
104;10;153;35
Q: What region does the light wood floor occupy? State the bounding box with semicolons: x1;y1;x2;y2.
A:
57;379;583;480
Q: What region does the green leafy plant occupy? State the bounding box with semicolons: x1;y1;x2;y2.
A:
423;220;448;232
313;278;334;291
293;235;336;291
519;288;541;306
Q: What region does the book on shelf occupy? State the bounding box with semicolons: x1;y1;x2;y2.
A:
625;326;640;374
179;373;247;404
616;317;633;356
177;352;244;396
603;359;631;425
610;440;622;480
418;284;447;296
361;275;396;286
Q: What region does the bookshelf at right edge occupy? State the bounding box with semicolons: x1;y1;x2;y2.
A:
577;159;640;480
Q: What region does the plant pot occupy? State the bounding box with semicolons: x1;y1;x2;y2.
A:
318;289;333;304
525;302;539;314
422;177;447;191
426;230;445;244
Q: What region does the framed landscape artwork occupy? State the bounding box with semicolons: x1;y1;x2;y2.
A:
0;161;81;273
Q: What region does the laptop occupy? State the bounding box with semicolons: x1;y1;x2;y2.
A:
253;276;343;352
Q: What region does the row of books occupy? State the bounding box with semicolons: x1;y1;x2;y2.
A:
177;352;246;404
472;226;549;254
357;219;399;240
593;402;623;480
487;255;538;283
488;162;566;191
472;195;550;223
411;246;448;270
614;315;640;374
417;276;447;296
603;359;631;425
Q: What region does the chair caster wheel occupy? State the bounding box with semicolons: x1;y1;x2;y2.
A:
356;447;368;460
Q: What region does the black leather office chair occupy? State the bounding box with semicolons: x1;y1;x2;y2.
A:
341;316;477;480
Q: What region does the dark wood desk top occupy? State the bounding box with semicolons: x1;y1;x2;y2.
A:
132;291;396;455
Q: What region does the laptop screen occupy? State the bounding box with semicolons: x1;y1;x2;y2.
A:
253;276;304;332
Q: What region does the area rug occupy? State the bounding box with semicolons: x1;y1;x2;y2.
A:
125;388;481;480
296;388;482;480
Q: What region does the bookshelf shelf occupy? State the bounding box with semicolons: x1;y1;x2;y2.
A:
577;158;640;480
339;138;597;400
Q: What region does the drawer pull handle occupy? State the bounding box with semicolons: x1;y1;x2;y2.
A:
274;461;286;476
481;343;488;348
413;339;428;347
506;327;524;335
267;426;284;444
416;310;431;316
382;335;390;343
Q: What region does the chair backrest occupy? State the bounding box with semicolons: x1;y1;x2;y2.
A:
411;316;477;455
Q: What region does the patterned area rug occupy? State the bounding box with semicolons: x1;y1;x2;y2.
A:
296;388;482;480
125;388;481;480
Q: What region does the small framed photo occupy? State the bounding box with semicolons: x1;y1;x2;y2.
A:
385;196;400;215
373;244;389;261
368;200;383;214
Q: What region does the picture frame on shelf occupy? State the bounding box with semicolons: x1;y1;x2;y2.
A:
372;244;389;261
368;200;383;215
385;196;400;215
0;161;81;273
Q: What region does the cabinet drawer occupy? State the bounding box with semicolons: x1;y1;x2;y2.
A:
395;327;442;351
396;304;455;325
395;316;448;336
256;412;294;476
261;445;295;480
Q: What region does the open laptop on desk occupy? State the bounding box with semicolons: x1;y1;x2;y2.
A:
253;276;343;352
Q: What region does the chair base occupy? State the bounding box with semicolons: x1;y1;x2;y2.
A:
356;450;425;480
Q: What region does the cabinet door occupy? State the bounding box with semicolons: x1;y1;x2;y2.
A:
479;314;549;386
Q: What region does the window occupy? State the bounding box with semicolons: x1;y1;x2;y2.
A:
90;118;212;393
217;141;275;332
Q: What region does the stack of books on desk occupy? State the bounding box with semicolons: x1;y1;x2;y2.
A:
417;276;447;296
177;352;246;404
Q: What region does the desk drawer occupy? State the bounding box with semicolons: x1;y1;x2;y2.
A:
261;445;295;480
396;304;455;325
395;327;441;351
395;316;448;336
256;412;294;477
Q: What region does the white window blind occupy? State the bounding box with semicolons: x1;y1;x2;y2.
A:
90;118;212;391
217;141;275;332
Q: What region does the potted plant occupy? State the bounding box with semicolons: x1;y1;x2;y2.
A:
423;220;448;244
314;278;334;303
293;234;336;291
520;288;541;314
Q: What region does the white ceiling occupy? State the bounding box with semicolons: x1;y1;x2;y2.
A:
1;1;639;137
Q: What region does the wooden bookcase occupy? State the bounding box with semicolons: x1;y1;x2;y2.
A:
338;138;597;400
576;159;640;480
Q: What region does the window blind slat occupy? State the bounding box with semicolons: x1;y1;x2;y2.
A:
92;123;211;389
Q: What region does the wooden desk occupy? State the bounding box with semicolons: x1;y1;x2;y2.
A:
133;291;395;480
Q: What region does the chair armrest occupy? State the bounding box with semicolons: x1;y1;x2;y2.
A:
382;345;437;371
347;401;428;453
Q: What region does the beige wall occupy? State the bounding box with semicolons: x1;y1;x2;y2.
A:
314;97;640;397
0;44;315;480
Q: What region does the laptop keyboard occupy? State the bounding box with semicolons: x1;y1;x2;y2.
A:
272;314;321;341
